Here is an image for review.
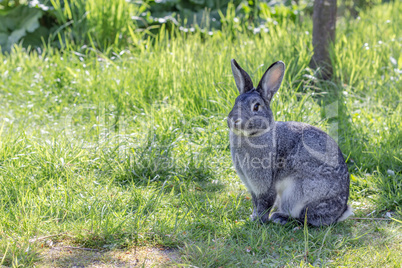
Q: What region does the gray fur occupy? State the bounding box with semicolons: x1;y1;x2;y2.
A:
228;59;352;226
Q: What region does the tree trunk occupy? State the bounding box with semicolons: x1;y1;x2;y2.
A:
310;0;337;80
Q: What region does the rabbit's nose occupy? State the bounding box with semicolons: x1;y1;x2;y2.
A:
234;119;242;127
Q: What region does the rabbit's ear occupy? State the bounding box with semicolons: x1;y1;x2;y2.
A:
256;61;285;102
231;59;254;94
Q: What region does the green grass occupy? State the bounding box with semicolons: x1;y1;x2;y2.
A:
0;1;401;267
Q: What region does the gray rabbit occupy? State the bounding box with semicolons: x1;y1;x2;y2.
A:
228;59;353;226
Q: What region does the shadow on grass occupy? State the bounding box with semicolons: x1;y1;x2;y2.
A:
180;214;401;267
309;80;401;216
102;131;218;188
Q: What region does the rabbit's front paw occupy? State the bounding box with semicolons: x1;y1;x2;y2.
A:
270;212;289;225
250;209;258;221
250;212;270;223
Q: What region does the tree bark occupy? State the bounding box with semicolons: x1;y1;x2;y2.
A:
310;0;337;80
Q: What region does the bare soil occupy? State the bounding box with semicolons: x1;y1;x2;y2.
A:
36;243;180;268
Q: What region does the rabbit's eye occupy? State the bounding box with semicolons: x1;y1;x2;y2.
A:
253;103;260;111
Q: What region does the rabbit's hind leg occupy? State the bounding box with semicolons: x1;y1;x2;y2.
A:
298;197;348;226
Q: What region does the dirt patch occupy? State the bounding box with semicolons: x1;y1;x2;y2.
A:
37;244;181;267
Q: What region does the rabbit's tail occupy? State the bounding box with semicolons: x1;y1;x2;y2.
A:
337;205;354;222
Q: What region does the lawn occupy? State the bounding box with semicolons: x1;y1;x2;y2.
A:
0;1;401;267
